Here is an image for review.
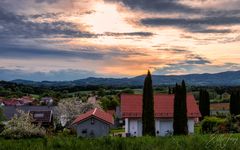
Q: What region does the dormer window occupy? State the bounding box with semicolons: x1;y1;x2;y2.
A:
34;113;44;118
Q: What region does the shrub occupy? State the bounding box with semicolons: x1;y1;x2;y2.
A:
0;110;46;139
201;116;226;133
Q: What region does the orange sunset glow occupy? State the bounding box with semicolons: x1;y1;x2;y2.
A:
0;0;240;80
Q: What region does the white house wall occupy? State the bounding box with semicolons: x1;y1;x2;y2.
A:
155;119;173;136
126;118;195;137
187;119;194;134
126;118;142;137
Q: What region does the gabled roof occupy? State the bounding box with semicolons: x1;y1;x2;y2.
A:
2;106;54;120
29;110;53;123
121;93;201;118
3;99;21;106
72;108;114;125
210;103;229;111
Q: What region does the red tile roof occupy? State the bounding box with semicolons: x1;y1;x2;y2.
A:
121;93;201;118
72;108;114;125
106;110;116;117
3;99;21;106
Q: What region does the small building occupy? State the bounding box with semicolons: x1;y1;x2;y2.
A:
221;92;230;101
3;99;21;106
210;103;229;116
2;106;54;127
121;93;201;137
18;96;34;105
0;98;4;106
72;108;114;137
40;97;53;106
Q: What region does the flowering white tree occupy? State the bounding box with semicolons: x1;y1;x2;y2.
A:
0;109;46;138
55;98;101;127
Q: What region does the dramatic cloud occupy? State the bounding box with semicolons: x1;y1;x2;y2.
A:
103;32;154;37
106;0;199;14
35;0;58;4
0;0;240;80
0;46;104;60
140;16;240;33
0;7;95;38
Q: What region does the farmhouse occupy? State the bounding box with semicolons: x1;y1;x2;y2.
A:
2;106;54;127
72;108;114;137
121;93;201;136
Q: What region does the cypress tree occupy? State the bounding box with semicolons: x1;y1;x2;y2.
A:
230;91;240;116
173;80;188;135
199;89;210;120
230;91;235;115
142;70;155;136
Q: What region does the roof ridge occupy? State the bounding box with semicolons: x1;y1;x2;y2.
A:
92;108;97;115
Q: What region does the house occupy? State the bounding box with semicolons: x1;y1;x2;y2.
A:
18;96;34;105
121;93;201;137
0;98;4;106
29;110;53;127
40;97;53;105
210;103;229;116
3;99;21;106
72;108;114;137
221;92;230;101
2;106;54;127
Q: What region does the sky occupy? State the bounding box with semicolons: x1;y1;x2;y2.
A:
1;0;240;81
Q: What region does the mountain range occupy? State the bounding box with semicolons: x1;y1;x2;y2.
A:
9;70;240;87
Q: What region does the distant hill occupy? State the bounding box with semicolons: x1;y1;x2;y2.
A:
10;70;240;87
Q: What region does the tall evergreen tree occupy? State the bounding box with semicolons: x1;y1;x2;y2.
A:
173;80;188;135
142;70;155;136
199;89;210;120
230;91;240;116
0;107;4;122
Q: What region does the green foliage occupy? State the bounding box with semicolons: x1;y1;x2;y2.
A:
1;135;240;150
201;116;226;133
0;110;46;139
173;80;188;135
199;89;210;120
142;71;155;136
100;95;119;110
121;88;134;94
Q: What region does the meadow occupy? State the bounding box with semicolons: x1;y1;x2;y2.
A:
0;134;240;150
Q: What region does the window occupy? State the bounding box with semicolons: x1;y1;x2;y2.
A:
82;129;87;134
34;113;44;118
91;118;95;125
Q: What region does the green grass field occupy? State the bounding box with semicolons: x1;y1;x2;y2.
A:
0;134;240;150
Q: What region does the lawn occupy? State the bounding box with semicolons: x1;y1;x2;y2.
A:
0;134;240;150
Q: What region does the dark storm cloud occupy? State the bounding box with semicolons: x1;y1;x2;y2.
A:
35;0;58;4
0;46;104;60
0;40;148;61
140;16;240;33
105;0;199;14
103;32;154;37
0;6;154;39
0;7;95;38
141;16;240;26
153;55;211;74
185;55;211;65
